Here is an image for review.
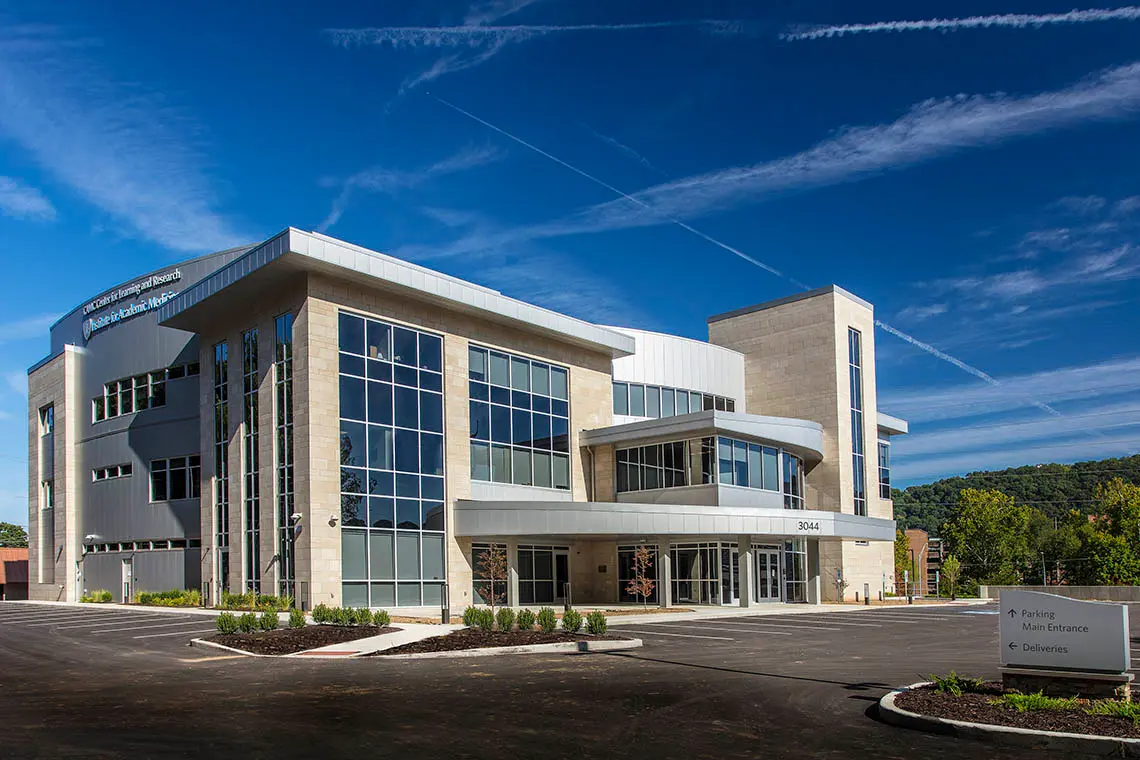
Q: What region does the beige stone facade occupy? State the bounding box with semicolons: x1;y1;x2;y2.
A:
708;288;894;601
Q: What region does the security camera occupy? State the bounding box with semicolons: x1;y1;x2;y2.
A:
290;513;303;523
84;534;101;542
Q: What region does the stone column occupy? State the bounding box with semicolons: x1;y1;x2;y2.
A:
737;536;753;607
657;538;672;608
807;539;822;605
506;539;520;608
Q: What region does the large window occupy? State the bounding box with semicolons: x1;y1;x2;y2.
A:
784;539;807;602
716;436;782;491
469;345;570;490
39;405;53;436
618;545;659;603
275;314;295;598
616;438;714;492
612;382;734;418
517;544;569;604
213;342;230;556
848;328;867;517
782;452;804;509
39;480;54;584
90;362;198;423
878;439;891;500
471;542;507;605
149;456;200;501
339;310;446;608
242;329;260;592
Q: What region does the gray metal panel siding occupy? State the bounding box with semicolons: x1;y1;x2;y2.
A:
83;549;200;601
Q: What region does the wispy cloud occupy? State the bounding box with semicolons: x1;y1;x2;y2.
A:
896;303;947;322
327;12;744;94
783;6;1140;41
0;24;246;252
3;371;26;397
883;356;1140;424
318;145;503;232
0;313;60;345
0;176;54;221
1050;194;1107;215
579;122;668;177
565;62;1140;235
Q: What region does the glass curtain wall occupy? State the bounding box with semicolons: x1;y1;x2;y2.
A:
617;545;659;604
274;314;295;598
784;539;808;602
339;311;446;608
612;382;735;418
848;328;867;516
241;329;260;592
212;342;230;595
670;543;720;604
878;439;891;499
468;346;570;490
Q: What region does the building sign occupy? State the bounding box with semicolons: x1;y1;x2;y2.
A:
999;590;1130;673
82;269;182;316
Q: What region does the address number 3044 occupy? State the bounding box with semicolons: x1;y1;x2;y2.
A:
797;520;821;532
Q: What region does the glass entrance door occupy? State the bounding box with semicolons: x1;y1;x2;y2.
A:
720;548;740;605
753;550;781;602
121;558;133;603
554;550;570;605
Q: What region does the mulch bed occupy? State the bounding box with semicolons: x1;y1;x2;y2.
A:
207;625;398;656
371;627;630;656
895;682;1140;739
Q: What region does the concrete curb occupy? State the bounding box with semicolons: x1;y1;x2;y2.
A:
376;637;643;660
879;682;1140;756
189;638;276;658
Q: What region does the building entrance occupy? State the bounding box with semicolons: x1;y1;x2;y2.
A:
754;549;781;602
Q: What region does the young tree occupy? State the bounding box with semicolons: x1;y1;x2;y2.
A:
893;530;910;594
944;489;1034;585
940;554;962;600
0;522;28;548
476;545;509;613
625;545;656;608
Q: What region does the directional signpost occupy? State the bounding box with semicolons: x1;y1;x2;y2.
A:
999;590;1132;698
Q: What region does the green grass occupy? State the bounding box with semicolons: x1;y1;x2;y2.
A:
1086;699;1140;724
928;671;986;697
989;692;1078;712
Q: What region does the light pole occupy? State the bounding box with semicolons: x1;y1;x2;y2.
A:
1041;552;1047;587
908;548;916;605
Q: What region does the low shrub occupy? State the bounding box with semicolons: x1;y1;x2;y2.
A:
372;609;391;627
289;608;306;629
536;607;557;634
237;612;259;634
354;608;374;626
496;608;516;632
585;610;607;635
136;589;201;608
220;590;293;611
929;672;986;697
560;608;583;634
475;608;495;632
462;606;480;627
332;607;353;626
216;612;239;634
1087;699;1140;724
989;691;1077;713
259;610;280;631
516;609;536;631
312;603;331;624
80;590;113;603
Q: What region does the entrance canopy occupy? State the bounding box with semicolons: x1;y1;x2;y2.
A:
454;500;894;542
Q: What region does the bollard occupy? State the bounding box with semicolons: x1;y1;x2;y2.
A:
864;583;870;606
441;584;450;624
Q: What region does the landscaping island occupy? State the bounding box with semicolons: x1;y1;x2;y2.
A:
373;627;628;656
209;624;398;656
890;675;1140;740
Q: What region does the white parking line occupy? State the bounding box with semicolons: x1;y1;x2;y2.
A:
0;611;121;623
743;617;884;628
24;614;139;627
134;628;218;640
639;623;793;636
56;616;176;630
861;612;961;621
91;619;214;634
616;629;736;641
698;621;844;632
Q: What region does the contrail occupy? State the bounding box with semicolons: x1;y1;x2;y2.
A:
783;6;1140;40
328;20;744;48
427;93;1061;414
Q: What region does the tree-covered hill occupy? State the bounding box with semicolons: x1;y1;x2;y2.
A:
893;454;1140;535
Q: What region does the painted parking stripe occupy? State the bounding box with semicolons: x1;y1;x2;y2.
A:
56;616;177;630
861;611;961;620
23;614;141;626
616;628;736;641
698;620;845;632
134;628;218;640
744;617;884;628
637;623;793;636
0;610;124;622
90;619;212;634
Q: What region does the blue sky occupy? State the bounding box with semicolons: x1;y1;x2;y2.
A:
1;0;1139;526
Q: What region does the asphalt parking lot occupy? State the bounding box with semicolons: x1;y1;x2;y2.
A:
0;600;1129;759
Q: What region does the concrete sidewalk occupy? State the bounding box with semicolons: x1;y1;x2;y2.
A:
295;622;463;657
604;599;988;626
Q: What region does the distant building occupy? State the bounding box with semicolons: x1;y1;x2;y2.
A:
903;529;944;596
27;228;907;609
0;547;29;600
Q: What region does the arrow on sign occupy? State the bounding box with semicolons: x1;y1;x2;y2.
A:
1007;609;1016;618
1008;642;1017;650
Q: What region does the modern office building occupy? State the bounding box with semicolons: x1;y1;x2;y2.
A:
27;228;904;611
